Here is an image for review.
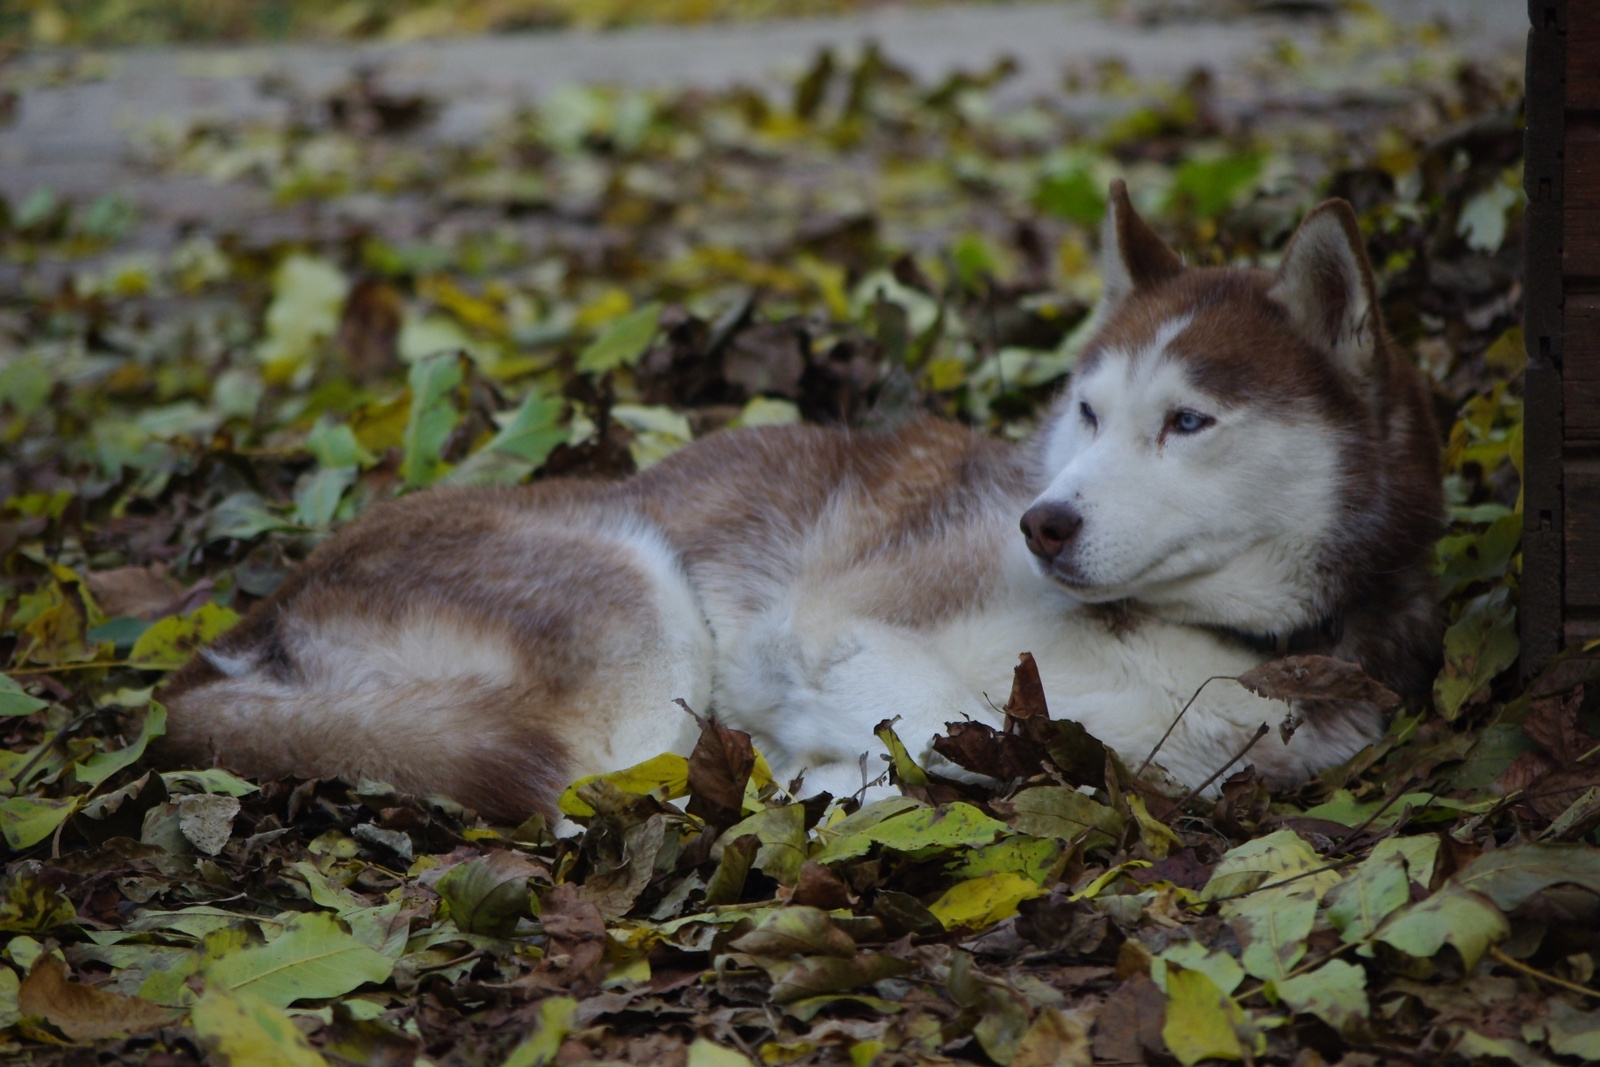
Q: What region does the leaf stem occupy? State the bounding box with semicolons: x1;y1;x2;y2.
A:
1489;946;1600;1000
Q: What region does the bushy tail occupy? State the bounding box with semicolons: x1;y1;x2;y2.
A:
159;673;567;823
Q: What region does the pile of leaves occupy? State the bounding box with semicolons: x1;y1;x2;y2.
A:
5;8;1597;1065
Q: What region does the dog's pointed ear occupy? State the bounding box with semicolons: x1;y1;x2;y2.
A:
1099;179;1184;312
1268;199;1382;380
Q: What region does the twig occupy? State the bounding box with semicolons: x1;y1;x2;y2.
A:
1159;722;1270;820
1237;940;1363;1002
3;660;145;676
1489;946;1600;1000
1329;773;1422;853
5;709;97;792
1136;676;1237;778
1205;855;1361;906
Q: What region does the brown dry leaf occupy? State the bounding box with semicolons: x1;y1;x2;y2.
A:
82;566;186;621
1237;654;1402;709
1523;686;1592;763
682;703;756;830
1004;651;1050;720
18;954;176;1041
537;882;608;988
1012;1006;1093;1067
339;278;404;381
792;859;853;910
1091;973;1167;1065
932;719;1048;781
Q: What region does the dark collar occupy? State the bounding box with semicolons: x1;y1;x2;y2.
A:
1207;615;1344;658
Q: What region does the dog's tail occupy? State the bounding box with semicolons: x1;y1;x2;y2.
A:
158;668;567;823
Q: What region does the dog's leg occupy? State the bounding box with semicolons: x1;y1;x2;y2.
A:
719;617;1000;803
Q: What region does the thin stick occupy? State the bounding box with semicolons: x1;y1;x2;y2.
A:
1205;855;1360;905
1159;722;1270;820
1329;774;1421;853
6;709;97;792
3;660;144;676
1136;675;1237;778
1490;946;1600;1000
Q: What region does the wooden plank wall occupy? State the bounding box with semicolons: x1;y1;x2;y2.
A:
1564;0;1599;641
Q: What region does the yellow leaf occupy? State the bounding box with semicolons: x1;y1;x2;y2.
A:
559;753;690;817
1161;964;1244;1065
927;872;1046;931
128;603;240;671
190;985;329;1067
1128;795;1182;860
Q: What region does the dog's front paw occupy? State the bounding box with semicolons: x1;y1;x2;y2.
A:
920;747;1004;791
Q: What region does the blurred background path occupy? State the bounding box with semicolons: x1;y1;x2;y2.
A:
0;0;1523;245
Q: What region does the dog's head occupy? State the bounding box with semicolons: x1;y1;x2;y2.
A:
1024;181;1440;639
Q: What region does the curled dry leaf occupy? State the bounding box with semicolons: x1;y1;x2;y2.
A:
1237;654;1402;709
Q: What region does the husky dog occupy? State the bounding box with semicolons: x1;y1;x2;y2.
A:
160;183;1442;820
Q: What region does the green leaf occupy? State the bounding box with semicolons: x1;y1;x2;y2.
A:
306;419;375;469
487;389;567;463
400;352;464;489
191;985;329;1067
1167;150;1264;219
292;466;356;528
576;302;662;374
950;836;1062;885
1542;999;1600;1060
1374;885;1507;968
1325;847;1410;945
1229;884;1317;981
0;676;47;718
810;802;1008;865
161;768;260;796
256;254;350;382
996;786;1123;850
927;872;1046;930
436;852;541;937
1153;941;1245;996
445;388;568;487
728;906;857;958
1272;959;1369;1037
1434;587;1518;719
74;702;166;786
502;995;578;1067
1035;165;1107;226
128;604;240;671
719;804;808;886
687;1038;756;1067
1202;830;1338;902
0;795;80;850
1454;842;1600;911
1162;964;1245;1065
202;911;394;1007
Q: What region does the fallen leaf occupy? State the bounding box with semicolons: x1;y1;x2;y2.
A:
1237;654;1401;709
18;954;173;1041
191;984;328;1067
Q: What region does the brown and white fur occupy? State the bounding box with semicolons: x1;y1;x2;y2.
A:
159;184;1443;821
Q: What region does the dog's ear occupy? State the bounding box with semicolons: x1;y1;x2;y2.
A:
1099;179;1184;311
1268;199;1382;380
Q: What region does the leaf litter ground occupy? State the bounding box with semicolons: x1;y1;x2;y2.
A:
4;7;1597;1066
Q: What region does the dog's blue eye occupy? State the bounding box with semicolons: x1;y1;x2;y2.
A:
1079;401;1097;428
1170;409;1214;435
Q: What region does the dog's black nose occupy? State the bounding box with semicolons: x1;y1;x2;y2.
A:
1020;502;1083;561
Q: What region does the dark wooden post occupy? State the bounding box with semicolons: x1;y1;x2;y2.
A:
1524;0;1600;674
